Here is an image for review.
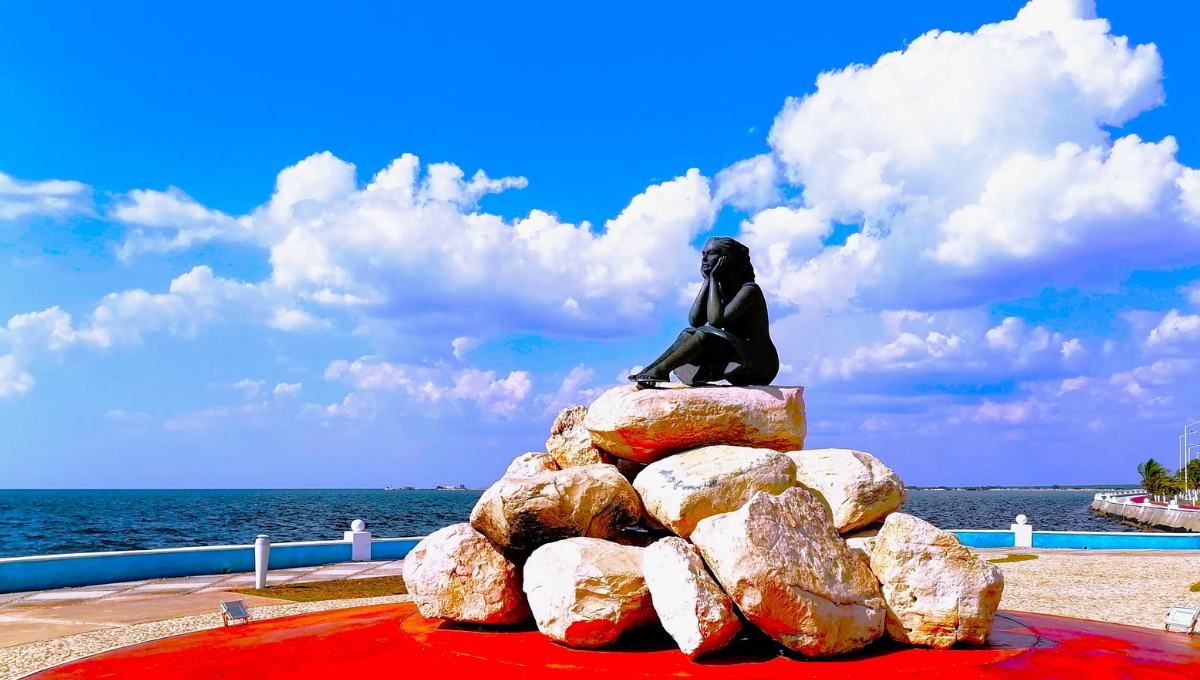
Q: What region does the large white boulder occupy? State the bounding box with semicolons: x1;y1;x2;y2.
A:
642;537;741;659
633;445;796;537
869;513;1005;648
585;384;806;463
504;451;560;477
401;523;530;624
787;448;905;533
546;405;613;468
690;487;885;657
470;465;642;550
523;538;658;648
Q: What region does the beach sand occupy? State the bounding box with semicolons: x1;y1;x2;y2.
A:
975;548;1200;630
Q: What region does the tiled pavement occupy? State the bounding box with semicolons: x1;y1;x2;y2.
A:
0;559;405;648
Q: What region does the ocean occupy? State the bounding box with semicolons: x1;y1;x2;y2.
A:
0;488;1141;559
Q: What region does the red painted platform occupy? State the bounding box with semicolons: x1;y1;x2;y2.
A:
1131;495;1200;510
27;603;1200;679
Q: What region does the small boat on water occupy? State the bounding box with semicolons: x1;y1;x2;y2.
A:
435;484;469;491
383;486;415;491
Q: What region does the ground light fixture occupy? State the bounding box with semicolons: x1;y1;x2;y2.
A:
219;600;252;627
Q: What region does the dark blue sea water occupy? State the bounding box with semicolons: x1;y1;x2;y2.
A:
0;488;1138;559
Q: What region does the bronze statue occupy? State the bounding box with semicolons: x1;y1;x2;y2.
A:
629;237;779;388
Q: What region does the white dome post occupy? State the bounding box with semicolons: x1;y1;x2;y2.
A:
345;519;372;561
1010;514;1032;549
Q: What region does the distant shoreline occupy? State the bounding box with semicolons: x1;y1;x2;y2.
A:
909;485;1139;491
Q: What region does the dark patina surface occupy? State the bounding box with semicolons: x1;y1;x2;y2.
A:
631;237;779;388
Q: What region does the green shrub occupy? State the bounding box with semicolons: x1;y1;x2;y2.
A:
987;554;1039;564
231;575;408;602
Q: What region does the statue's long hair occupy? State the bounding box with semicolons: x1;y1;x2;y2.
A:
704;236;756;284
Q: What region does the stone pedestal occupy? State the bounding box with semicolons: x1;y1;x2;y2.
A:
585;384;806;463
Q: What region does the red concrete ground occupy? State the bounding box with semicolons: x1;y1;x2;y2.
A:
27;603;1200;679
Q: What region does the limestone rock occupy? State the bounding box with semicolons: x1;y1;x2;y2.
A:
470;465;642;550
504;451;560;478
585;384;806;463
523;538;658;648
690;487;885;657
842;526;880;560
633;445;796;537
787;448;905;533
642;537;741;659
869;513;1005;649
547;405;613;468
402;523;530;624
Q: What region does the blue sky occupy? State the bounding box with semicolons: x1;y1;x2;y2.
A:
4;0;1200;488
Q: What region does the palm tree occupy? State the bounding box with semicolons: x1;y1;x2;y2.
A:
1178;459;1200;492
1137;458;1173;497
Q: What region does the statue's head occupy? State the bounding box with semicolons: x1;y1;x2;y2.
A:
702;236;755;283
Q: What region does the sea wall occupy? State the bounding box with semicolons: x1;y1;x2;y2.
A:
0;537;421;594
1090;497;1200;533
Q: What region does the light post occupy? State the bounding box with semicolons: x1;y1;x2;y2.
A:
1188;443;1200;502
1180;434;1185;482
1185;420;1200;500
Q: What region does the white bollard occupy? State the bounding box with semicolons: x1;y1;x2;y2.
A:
254;534;271;589
344;519;372;561
1010;514;1033;549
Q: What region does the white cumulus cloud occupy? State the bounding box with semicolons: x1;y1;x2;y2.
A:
325;358;532;416
114;152;717;338
1146;309;1200;349
754;0;1197;313
0;171;92;221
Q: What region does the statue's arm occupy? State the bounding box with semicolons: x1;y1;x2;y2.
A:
706;274;723;326
709;283;760;329
688;279;709;327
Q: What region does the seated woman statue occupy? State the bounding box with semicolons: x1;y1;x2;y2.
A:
629;237;779;388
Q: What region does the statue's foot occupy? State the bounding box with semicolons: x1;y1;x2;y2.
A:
628;371;671;389
628;372;669;382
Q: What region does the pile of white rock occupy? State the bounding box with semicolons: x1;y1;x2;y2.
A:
402;384;1004;660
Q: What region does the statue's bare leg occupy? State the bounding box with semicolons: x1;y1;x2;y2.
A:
630;330;708;383
631;330;696;381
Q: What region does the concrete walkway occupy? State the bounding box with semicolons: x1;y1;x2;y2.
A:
0;559;404;648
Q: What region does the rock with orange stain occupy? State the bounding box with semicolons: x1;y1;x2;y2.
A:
690;487;886;657
523;538;658;648
402;523;530;624
584;384;806;463
869;513;1005;648
470;465;642;551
